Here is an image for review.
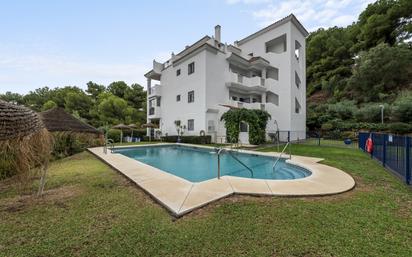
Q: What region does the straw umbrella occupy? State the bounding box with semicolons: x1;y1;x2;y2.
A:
128;123;139;140
112;124;131;144
141;122;158;141
0;100;52;195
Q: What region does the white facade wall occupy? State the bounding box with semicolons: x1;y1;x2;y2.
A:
237;21;306;137
145;15;307;143
156;51;207;137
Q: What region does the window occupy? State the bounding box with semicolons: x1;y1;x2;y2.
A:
295;40;301;61
295;72;301;88
265;34;287;53
156;97;161;107
149;99;155;107
176;69;181;76
239;121;248;132
207;120;215;132
176;94;181;102
266;67;279;80
187;119;194;131
295;98;301;114
188;62;195;75
188;90;194;103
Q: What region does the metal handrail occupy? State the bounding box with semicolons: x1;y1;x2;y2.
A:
216;148;254;179
104;139;115;154
272;142;291;171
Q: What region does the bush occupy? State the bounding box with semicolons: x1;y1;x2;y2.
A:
107;129;146;142
52;132;104;159
355;104;384;123
391;92;412;123
387;122;412;134
161;135;212;144
327;100;356;120
107;129;121;142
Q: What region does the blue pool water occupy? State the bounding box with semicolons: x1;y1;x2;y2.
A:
114;145;311;182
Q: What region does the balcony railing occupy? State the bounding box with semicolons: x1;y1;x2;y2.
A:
229;72;265;87
148;84;161;96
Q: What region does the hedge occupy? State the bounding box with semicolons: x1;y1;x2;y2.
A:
107;129;146;142
161;135;211;144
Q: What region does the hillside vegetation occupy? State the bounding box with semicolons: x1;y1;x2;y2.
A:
306;0;412;133
1;0;411;134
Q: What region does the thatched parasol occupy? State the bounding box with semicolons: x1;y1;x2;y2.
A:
40;107;100;134
112;124;131;143
141;123;158;141
128;124;139;138
0;100;52;195
141;122;158;128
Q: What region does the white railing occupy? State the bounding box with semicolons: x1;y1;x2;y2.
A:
228;72;264;87
149;84;161;96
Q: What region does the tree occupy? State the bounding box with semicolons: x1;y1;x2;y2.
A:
306;27;354;97
23;87;53;111
86;81;106;100
98;94;132;124
354;0;412;51
124;83;146;110
108;81;129;98
347;43;412;102
64;91;93;119
391;92;412;123
42;100;57;111
0;92;24;105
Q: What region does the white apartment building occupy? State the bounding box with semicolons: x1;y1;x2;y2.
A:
144;14;308;144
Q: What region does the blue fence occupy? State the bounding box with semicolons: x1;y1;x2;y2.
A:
359;132;411;185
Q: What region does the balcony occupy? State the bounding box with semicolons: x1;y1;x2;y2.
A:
264;78;279;94
226;72;266;94
228;100;266;111
148;84;162;97
148;106;161;119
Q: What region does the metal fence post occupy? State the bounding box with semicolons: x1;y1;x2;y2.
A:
406;136;411;185
383;134;387;167
318;132;320;146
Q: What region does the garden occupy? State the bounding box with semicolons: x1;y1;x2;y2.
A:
1;144;411;256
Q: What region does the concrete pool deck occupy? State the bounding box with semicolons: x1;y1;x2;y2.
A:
88;143;355;217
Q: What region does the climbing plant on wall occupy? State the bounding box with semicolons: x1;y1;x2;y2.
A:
220;108;271;145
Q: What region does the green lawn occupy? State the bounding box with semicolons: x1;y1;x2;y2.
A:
0;145;411;256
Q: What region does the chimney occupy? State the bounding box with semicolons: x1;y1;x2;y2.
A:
215;25;221;43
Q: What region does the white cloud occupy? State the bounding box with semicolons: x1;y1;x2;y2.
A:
230;0;375;31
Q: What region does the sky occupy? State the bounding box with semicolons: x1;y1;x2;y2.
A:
0;0;375;94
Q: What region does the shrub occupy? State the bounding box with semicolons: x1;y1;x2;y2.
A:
52;132;103;159
220;108;271;145
355;104;387;123
387;122;412;134
107;129;121;142
327;100;356;120
391;92;412;123
161;135;211;144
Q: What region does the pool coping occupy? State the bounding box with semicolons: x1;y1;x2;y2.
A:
88;143;355;217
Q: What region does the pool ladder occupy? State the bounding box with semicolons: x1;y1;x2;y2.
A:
272;142;291;172
216;148;254;179
103;139;115;154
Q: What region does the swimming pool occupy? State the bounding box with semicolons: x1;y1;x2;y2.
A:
114;145;311;182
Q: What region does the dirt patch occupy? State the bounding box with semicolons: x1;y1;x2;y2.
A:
0;185;83;213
